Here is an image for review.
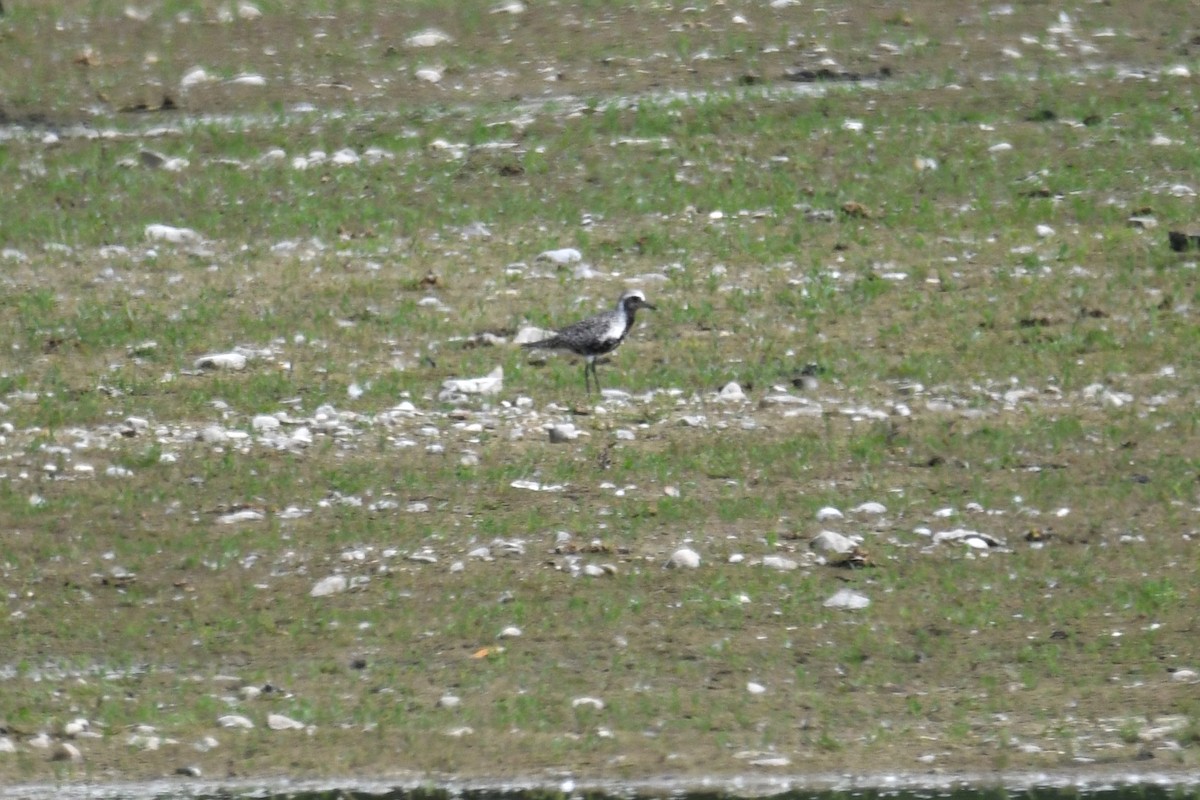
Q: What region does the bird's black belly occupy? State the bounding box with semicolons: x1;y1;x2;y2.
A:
578;335;622;357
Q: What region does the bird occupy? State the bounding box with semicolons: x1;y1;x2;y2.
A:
522;289;657;394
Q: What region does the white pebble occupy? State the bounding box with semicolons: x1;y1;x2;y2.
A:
51;743;83;762
145;223;202;244
718;382;746;401
266;713;305;731
746;682;766;695
815;506;844;521
227;73;266;87
824;588;870;610
809;530;857;554
310;575;348;597
63;718;89;737
217;715;254;729
251;414;280;431
666;547;700;569
180;67;214;89
217;509;264;524
194;352;247;371
761;555;798;571
535;247;582;264
498;626;522;638
415;67;443;84
193;736;219;752
406;29;453;47
548;423;579;443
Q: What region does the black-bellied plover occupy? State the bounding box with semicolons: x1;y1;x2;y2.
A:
522;289;657;394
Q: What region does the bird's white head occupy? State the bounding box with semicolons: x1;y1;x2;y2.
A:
619;289;657;313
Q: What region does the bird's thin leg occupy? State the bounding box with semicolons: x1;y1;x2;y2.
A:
592;360;602;394
583;361;592;395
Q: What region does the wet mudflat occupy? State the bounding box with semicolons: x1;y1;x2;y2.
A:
1;0;1198;793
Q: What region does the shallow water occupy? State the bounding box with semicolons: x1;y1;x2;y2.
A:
4;771;1199;800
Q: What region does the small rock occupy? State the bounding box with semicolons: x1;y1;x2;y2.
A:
62;718;90;737
548;423;580;443
933;528;1004;548
746;682;766;695
824;588;870;610
50;742;83;762
406;29;453;47
816;506;844;521
439;366;503;400
227;73;267;87
1169;669;1197;683
1036;224;1055;238
571;697;605;710
809;530;857;554
988;142;1013;153
195;352;247;371
310;575;348;597
719;382;746;401
514;326;556;345
252;414;281;431
145;223;202;244
535;247;582;264
199;425;229;444
217;714;254;729
666;547;701;569
180;67;214;89
217;509;264;524
415;67;443;83
175;765;202;777
498;625;522;638
852;501;887;515
437;695;461;708
193;736;219;752
266;713;305;731
761;555;798;571
1139;716;1189;741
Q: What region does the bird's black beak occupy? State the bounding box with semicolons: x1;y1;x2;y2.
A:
643;301;657;311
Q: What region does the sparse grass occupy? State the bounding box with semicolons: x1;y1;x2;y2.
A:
1;0;1199;790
